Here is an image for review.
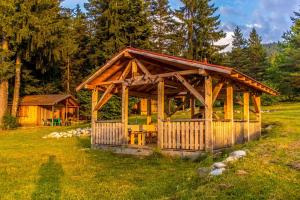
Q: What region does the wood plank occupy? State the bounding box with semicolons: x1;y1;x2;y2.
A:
135;59;153;77
181;122;185;149
190;122;195;150
94;70;203;86
146;98;152;125
243;92;250;142
175;73;206;106
200;122;204;150
122;85;129;144
76;50;127;91
212;80;225;104
175;122;180;149
205;76;213;151
185;122;190;149
172;122;176;148
195;122;199;150
91;89;98;145
93;84;115;111
225;84;234;145
168;121;172;148
157;80;165;148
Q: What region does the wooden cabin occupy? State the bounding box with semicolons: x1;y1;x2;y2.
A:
11;94;79;126
77;47;278;156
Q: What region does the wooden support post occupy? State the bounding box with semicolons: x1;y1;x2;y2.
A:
182;96;185;111
157;79;165;148
146;98;152;125
51;106;54;127
122;85;129;144
225;84;234;145
132;61;138;77
253;95;262;136
91;89;98;145
190;97;195;118
243;92;250;141
205;76;213;151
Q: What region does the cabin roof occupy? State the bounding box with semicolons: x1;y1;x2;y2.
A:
17;94;79;106
76;47;278;96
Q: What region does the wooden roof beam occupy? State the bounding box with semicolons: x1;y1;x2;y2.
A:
174;73;206;106
92;69;205;86
212;79;225;104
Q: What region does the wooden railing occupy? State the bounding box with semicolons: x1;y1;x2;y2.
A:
162;119;205;150
233;120;246;144
93;120;123;145
249;121;261;140
213;120;232;149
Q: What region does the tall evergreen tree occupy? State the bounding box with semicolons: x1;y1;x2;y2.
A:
0;0;14;124
229;26;247;71
149;0;177;53
245;28;267;81
86;0;151;60
177;0;225;61
10;0;64;116
277;9;300;99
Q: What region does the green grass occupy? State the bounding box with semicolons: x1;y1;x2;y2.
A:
0;103;300;199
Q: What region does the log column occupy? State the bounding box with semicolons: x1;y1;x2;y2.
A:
157;79;165;148
205;76;213;151
122;85;129;144
91;89;98;145
146;98;152;125
243;92;250;141
225;84;234;145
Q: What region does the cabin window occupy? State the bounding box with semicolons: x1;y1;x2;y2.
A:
18;106;29;117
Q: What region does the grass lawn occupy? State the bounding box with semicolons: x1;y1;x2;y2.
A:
0;103;300;199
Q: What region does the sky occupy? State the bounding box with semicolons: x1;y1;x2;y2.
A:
62;0;299;50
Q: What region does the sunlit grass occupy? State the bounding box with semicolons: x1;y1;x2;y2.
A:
0;102;300;199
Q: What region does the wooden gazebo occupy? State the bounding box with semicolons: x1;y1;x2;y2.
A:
77;47;278;155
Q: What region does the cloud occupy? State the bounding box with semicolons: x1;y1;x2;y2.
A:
216;0;299;43
215;32;234;52
245;24;262;29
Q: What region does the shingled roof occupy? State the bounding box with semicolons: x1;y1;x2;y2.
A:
17;94;79;106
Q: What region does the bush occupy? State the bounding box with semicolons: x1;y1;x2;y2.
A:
2;114;18;130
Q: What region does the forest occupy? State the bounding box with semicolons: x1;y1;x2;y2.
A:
0;0;300;126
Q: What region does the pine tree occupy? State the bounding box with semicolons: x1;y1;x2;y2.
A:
177;0;225;61
245;28;267;81
278;9;300;99
149;0;177;53
86;0;151;60
0;0;14;124
10;0;65;116
229;26;247;71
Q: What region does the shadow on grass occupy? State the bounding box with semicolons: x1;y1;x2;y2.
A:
31;155;64;200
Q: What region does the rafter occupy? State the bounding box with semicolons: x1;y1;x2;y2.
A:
93;61;133;111
174;73;206;106
212;79;225;104
135;59;153;77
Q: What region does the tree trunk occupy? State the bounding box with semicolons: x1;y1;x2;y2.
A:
11;55;21;117
0;38;9;126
